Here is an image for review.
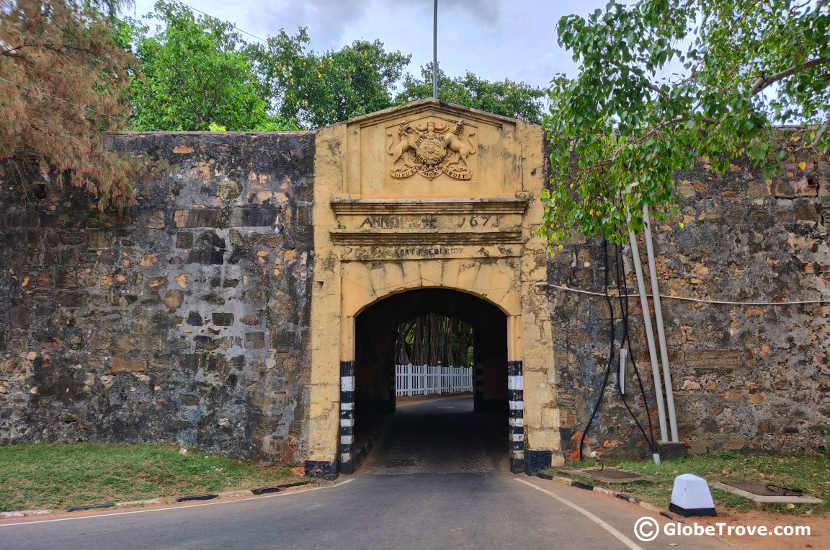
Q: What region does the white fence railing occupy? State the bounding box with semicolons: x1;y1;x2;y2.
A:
394;364;473;397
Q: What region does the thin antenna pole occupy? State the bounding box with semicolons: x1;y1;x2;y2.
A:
433;0;438;99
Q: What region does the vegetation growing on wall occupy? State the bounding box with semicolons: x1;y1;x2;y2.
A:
539;0;830;248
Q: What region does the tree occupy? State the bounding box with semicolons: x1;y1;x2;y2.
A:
0;0;139;210
129;1;293;131
396;64;546;124
539;0;830;248
251;28;411;129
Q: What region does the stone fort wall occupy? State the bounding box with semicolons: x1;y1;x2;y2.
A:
551;153;830;458
0;124;828;464
0;132;315;462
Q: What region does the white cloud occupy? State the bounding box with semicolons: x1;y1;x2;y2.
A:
130;0;606;87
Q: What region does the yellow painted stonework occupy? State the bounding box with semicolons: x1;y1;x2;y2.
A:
308;100;561;468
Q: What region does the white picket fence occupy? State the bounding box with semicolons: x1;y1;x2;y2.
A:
395;364;473;397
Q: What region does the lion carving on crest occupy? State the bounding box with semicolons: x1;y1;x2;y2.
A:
388;119;475;180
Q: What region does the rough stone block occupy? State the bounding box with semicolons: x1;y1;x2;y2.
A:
245;332;266;349
111;357;146;373
176;232;193;249
685;350;743;371
212;313;234;326
793;198;818;223
174;209;223;228
163;290;184;312
228;206;277;227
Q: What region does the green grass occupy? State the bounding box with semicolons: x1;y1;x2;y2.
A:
547;454;830;516
0;443;304;512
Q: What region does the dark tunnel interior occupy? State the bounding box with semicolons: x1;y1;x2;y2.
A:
350;289;510;473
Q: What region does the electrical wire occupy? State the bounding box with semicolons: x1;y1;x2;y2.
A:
613;242;657;454
537;281;829;306
182;4;269;45
578;238;615;461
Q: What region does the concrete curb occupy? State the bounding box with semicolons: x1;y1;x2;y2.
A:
535;472;676;519
0;509;53;519
0;480;313;519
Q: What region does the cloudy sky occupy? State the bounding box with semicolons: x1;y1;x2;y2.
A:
130;0;607;88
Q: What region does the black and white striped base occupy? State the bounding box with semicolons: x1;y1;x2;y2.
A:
508;360;525;473
339;360;355;474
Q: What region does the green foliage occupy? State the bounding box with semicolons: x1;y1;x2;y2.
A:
0;443;302;512
540;0;830;247
250;28;411;129
128;1;294;131
128;6;544;131
396;314;474;366
396;64;546;124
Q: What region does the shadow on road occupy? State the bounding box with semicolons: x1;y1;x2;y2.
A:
360;395;509;475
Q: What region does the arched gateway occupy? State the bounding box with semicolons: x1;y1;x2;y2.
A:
304;100;561;476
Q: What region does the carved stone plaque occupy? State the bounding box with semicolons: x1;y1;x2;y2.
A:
387;117;477;180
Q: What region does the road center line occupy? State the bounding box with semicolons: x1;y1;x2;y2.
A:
0;478;355;528
514;478;643;550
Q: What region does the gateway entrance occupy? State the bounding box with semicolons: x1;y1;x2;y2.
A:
304;99;561;477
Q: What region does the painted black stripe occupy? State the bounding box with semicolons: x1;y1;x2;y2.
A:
340;409;354;420
507;360;522;375
508;389;523;401
509;409;523;418
340;361;355;376
512;426;523;435
511;441;524;451
341;391;354;403
340;426;353;436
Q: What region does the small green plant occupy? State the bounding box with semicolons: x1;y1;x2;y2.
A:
825;427;830;459
718;451;738;460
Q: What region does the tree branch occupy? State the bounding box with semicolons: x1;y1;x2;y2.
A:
607;58;666;97
750;57;830;95
812;114;830;149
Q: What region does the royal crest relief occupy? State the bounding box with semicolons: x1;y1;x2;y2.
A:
387;119;476;180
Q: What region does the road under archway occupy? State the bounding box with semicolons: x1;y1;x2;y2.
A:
344;289;516;474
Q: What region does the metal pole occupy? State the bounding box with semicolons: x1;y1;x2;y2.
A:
627;223;668;442
643;206;679;442
433;0;438;99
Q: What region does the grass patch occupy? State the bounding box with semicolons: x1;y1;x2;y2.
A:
546;454;830;516
0;443;304;512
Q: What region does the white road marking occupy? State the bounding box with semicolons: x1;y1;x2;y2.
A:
515;478;643;550
0;478;355;528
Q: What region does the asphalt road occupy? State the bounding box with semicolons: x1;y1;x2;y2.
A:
363;394;509;474
2;396;732;550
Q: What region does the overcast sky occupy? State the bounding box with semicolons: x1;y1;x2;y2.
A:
130;0;607;88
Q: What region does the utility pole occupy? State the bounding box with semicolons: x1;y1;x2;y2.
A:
433;0;438;99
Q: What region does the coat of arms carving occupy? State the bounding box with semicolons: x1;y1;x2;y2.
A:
387;119;476;180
